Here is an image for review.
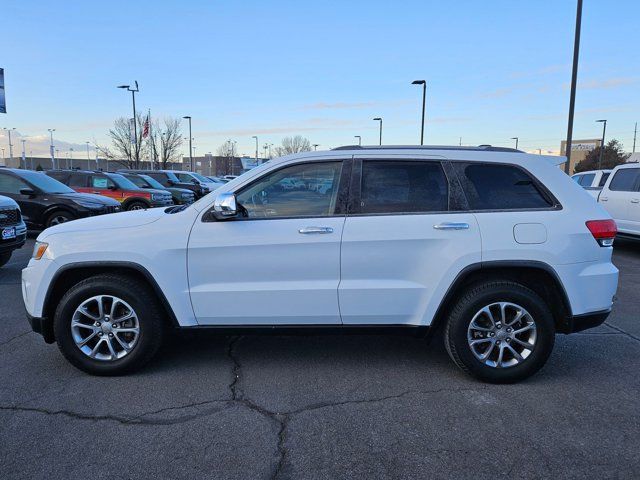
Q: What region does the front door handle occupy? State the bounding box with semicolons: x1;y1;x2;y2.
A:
298;226;334;234
600;197;608;201
433;222;470;230
631;199;640;204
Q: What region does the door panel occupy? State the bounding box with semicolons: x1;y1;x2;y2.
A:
339;213;480;325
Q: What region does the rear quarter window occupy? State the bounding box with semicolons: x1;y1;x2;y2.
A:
453;162;554;210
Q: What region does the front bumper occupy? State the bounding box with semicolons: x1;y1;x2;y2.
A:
0;222;27;253
26;312;55;343
564;309;611;333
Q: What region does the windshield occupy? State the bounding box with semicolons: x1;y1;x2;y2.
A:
124;175;149;188
140;174;167;189
191;172;211;183
21;171;75;194
108;173;142;190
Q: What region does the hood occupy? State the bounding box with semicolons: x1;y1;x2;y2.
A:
39;207;167;240
0;195;19;208
143;188;173;196
167;187;194;195
55;192;121;206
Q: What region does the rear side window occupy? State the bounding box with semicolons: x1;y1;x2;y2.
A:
0;173;27;194
454;163;553;210
609;168;640;192
359;161;448;214
146;172;168;185
579;173;595;186
69;173;88;187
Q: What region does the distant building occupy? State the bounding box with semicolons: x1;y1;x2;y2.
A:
559;139;602;174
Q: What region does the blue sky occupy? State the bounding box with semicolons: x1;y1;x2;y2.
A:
2;0;639;158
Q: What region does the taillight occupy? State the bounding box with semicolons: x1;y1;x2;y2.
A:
585;219;617;247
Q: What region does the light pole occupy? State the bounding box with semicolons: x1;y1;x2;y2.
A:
412;80;426;145
20;139;26;169
117;81;140;167
183;116;193;171
3;127;15;162
313;144;319;151
252;135;259;163
48;128;56;169
511;137;519;149
373;117;383;145
596;119;607;169
263;144;268;159
354;135;361;146
69;147;74;169
564;0;583;174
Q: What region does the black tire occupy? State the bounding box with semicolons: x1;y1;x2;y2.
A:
45;210;75;228
53;274;165;375
444;281;555;384
126;201;148;211
0;252;11;268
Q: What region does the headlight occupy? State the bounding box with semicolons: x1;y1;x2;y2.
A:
181;193;192;199
32;241;49;260
72;199;103;209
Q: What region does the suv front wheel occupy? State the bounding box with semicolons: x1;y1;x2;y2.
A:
444;281;555;383
53;274;165;375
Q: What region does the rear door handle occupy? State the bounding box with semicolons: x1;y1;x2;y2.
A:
600;197;608;201
433;222;469;230
298;226;334;234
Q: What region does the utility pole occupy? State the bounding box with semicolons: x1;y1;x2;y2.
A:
633;122;637;153
373;117;383;145
21;139;26;169
48;129;56;169
596;119;607;169
3;128;15;162
564;0;583;174
252;135;259;164
183;116;193;171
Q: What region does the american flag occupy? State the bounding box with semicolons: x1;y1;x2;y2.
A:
142;114;150;138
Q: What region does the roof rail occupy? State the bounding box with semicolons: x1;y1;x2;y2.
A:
331;145;523;153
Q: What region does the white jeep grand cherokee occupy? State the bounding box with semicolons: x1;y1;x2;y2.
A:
22;146;619;383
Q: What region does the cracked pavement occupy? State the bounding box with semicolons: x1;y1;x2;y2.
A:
1;239;639;479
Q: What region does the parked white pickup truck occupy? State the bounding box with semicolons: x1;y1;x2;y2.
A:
598;163;640;238
572;170;612;199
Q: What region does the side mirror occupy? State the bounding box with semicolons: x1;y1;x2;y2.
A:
107;185;117;190
211;192;237;219
191;178;199;184
167;179;177;185
20;188;36;197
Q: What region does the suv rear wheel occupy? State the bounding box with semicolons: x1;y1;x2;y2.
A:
53;274;165;375
444;281;555;383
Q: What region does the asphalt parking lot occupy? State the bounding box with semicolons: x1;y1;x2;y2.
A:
1;238;639;480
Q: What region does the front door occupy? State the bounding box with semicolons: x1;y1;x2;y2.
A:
339;157;481;325
601;167;640;234
188;159;348;325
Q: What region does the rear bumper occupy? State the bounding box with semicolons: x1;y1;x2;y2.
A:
564;309;611;333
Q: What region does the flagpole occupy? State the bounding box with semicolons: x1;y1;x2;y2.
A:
148;109;152;169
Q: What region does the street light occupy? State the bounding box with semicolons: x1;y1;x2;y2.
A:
373;117;383;145
411;80;426;145
69;147;74;169
511;137;519;149
182;116;193;171
2;128;16;162
596;119;607;169
564;0;583;174
313;144;319;151
117;81;140;168
20;139;26;169
48;128;56;169
354;135;361;146
252;136;259;163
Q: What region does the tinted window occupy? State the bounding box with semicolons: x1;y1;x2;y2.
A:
146;172;169;186
125;175;149;188
579;173;595;186
237;162;342;218
0;173;28;194
177;173;195;183
609;168;640;192
69;173;88;187
107;173;140;190
572;175;582;184
598;172;610;187
359;161;448;214
457;163;552;210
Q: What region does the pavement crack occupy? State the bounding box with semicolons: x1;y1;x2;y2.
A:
604;322;640;343
227;335;243;401
0;330;31;348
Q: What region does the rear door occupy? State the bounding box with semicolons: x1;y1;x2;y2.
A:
339;156;481;325
600;167;640;234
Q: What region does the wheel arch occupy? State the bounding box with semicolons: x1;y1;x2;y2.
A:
122;198;151;210
42;205;76;224
42;262;180;342
431;261;573;335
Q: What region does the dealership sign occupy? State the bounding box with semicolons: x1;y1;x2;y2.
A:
0;68;5;114
571;142;597;151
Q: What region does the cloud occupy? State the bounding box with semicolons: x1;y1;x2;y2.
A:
302;101;377;110
478;87;514;99
510;64;568;79
563;77;638;90
0;130;95;157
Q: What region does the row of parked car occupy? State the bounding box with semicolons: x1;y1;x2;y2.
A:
0;167;231;266
572;163;640;238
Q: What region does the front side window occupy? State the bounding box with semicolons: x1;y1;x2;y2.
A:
598;172;610;187
69;173;88;187
579;173;595;186
609;168;640;192
359;161;448;214
177;173;196;183
0;174;28;194
16;171;74;194
91;175;115;189
455;163;553;210
236;162;342;218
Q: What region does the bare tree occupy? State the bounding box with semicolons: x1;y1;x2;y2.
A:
216;141;238;175
96;114;146;169
272;135;312;157
148;118;183;168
